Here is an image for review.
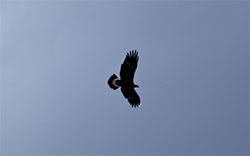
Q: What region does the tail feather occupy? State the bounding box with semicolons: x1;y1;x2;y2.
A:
108;74;120;90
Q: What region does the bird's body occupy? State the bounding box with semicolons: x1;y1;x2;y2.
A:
108;50;141;107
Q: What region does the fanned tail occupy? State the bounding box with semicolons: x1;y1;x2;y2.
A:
108;74;120;90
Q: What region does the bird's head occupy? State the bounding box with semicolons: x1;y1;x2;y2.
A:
134;84;139;88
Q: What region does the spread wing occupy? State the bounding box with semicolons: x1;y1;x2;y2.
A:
120;50;139;83
121;87;140;107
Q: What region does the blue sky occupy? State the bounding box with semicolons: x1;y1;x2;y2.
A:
1;1;249;155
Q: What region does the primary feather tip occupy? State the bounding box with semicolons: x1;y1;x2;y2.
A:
126;50;139;61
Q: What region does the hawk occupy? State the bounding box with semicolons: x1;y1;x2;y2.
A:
108;50;141;107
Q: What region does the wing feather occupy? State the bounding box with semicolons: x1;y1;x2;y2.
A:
121;87;140;107
120;50;139;83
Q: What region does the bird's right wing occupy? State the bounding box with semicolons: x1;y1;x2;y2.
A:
120;50;139;83
121;87;140;107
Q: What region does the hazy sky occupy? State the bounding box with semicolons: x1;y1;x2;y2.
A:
1;1;249;155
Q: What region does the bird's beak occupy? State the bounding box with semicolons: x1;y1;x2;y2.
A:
135;84;139;88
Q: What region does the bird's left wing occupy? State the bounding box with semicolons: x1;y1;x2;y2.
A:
121;87;140;107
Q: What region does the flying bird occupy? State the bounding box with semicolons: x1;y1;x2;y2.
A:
108;50;141;107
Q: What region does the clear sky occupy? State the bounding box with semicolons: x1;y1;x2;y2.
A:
1;1;249;155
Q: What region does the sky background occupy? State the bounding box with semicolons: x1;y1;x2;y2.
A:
1;1;249;155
